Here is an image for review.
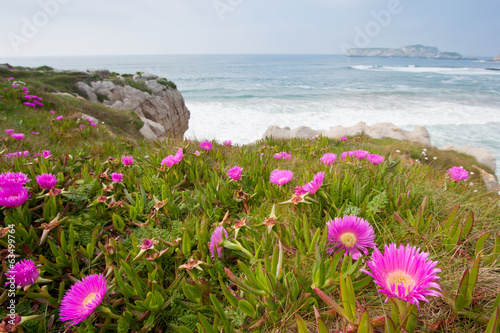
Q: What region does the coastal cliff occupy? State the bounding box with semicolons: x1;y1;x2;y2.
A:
345;45;467;59
76;71;190;141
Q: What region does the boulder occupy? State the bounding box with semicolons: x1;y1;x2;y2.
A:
139;117;166;140
439;145;496;171
86;69;111;78
141;73;159;80
262;125;321;139
76;82;98;103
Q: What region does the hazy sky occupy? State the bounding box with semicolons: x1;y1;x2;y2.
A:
1;0;498;58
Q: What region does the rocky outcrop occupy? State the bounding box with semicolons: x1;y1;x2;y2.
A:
488;54;500;62
262;122;431;146
438;145;496;171
345;45;466;59
76;73;190;140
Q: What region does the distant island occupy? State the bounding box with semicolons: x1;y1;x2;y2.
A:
345;45;474;60
488;54;500;62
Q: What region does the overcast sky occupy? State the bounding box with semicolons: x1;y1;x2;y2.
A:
1;0;498;58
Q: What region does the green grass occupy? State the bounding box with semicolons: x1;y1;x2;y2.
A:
0;74;499;333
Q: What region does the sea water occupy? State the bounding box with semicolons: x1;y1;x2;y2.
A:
3;54;500;171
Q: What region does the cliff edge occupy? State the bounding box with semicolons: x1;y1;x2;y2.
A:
76;71;190;141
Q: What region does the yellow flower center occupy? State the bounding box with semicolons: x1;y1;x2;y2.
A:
339;232;357;248
387;270;415;293
279;178;287;184
83;292;97;307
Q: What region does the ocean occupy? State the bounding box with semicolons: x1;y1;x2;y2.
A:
3;54;500;171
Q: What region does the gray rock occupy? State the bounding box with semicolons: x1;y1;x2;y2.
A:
86;69;111;78
52;92;75;98
79;114;99;123
76;82;98;103
139;117;166;140
488;54;500;62
141;73;158;80
262;125;321;139
133;75;143;82
439;145;496;171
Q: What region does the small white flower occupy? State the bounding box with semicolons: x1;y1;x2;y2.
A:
474;190;478;193
425;157;428;160
433;157;437;160
144;155;149;158
470;172;474;175
396;150;400;153
469;182;474;186
423;148;427;152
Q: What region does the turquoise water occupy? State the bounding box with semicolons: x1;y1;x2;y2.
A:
3;54;500;171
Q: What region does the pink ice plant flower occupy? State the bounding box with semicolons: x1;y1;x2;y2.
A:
56;115;63;121
36;173;58;190
0;172;30;186
42;150;51;158
341;136;347;141
209;226;228;259
320;153;337;165
270;169;293;186
0;186;30;208
32;131;39;135
8;77;14;81
447;167;469;182
200;141;212;151
223;140;232;146
59;274;107;326
5;129;14;135
326;215;376;260
368;154;384;166
227;166;242;181
341;151;353;162
4;259;40;287
161;148;183;167
11;133;25;140
274;152;292;160
361;243;442;306
49;110;56;114
296;171;326;196
110;173;123;183
352;150;369;160
121;156;134;166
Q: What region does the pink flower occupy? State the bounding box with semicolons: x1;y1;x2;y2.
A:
341;151;353;162
12;85;18;88
0;185;30;208
59;274;107;326
140;238;155;250
173;148;184;163
23;102;36;107
270;169;293;186
352;150;369;160
447;167;468;182
79;125;86;130
121;156;134;166
90;122;97;126
302;172;325;195
42;150;51;158
56;115;63;121
8;77;14;81
227;166;242;181
361;244;442;306
294;186;307;196
111;172;123;183
32;131;39;135
320;153;337;166
327;215;376;260
161;148;183;167
4;259;40;287
274;152;292;160
49;110;56;114
200;141;212;151
368;154;384;165
11;133;25;140
5;129;14;135
194;150;200;156
209;226;228;259
223;140;232;146
341;136;347;141
36;173;58;190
